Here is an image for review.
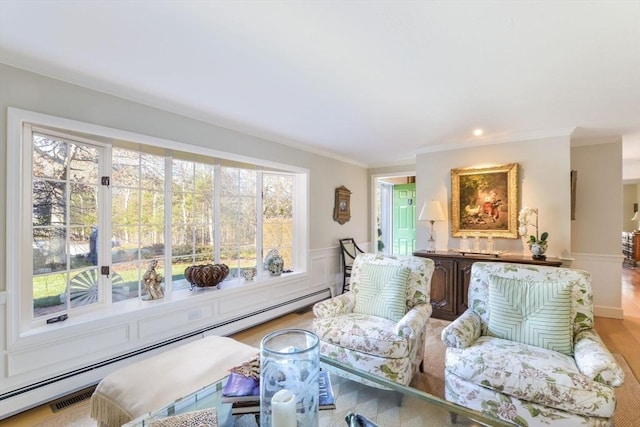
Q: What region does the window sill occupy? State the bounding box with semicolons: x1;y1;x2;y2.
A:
20;270;307;341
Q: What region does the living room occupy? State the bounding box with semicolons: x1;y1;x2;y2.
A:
0;1;639;425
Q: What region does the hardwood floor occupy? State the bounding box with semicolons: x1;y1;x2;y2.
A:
594;265;640;380
1;266;638;425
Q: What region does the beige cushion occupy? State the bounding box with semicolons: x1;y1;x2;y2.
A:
90;336;258;427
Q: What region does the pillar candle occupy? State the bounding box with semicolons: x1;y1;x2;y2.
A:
272;389;296;427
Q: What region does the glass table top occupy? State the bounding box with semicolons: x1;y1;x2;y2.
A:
124;355;512;426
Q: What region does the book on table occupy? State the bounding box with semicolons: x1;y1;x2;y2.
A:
221;372;260;403
229;370;335;415
318;369;335;409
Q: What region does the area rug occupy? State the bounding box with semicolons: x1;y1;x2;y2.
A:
24;315;640;426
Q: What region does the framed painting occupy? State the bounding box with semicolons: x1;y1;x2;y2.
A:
333;185;351;224
450;163;519;238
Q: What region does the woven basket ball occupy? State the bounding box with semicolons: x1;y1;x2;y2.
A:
184;263;230;287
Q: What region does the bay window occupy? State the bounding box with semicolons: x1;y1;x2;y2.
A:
7;108;307;334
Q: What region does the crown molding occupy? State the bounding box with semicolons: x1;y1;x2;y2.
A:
415;128;577;155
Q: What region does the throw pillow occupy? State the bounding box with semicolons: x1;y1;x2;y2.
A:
353;263;410;322
487;275;573;355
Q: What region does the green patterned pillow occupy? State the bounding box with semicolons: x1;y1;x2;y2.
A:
487;275;573;355
353;263;410;322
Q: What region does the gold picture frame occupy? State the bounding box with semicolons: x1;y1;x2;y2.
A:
451;163;519;238
333;185;351;225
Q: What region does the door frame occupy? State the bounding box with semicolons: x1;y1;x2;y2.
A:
371;170;416;255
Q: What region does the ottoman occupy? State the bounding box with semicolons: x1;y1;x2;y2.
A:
90;336;258;427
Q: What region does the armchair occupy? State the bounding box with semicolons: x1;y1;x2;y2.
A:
313;253;434;388
442;262;624;426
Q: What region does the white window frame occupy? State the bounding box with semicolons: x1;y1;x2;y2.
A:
6;107;308;344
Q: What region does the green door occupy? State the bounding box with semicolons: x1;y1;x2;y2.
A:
392;183;416;255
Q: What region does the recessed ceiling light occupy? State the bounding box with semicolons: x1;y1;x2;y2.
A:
473;129;484;137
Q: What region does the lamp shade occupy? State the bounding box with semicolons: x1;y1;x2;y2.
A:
632;211;639;221
418;200;445;222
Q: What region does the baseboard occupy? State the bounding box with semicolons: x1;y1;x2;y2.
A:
594;305;624;319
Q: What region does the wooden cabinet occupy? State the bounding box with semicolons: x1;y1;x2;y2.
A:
413;250;563;320
622;232;640;266
428;258;456;318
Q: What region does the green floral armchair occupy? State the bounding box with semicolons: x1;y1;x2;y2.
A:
442;262;624;426
312;253;434;388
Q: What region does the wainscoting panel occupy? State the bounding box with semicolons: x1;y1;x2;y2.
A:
310;245;342;296
570;252;624;319
7;324;131;377
137;301;216;339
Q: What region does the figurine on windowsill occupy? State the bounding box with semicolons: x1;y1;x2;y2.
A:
142;259;164;300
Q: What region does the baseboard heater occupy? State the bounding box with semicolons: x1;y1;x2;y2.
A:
0;288;330;401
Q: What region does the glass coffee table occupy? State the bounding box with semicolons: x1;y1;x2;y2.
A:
124;355;512;426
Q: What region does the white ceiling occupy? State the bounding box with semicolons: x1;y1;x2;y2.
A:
1;1;639;178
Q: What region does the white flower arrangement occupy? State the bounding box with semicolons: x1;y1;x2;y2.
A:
518;206;549;246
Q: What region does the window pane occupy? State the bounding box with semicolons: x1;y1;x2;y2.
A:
33;135;67;179
33;179;66;227
112;226;139;263
141;190;165;225
141;225;164;259
238;169;256;194
193;191;213;224
112;148;140;187
112;150;165;293
68;144;99;184
31;133;107;319
32;227;67;274
140;154;165;189
69;267;100;309
263;174;294;271
33;272;67;318
112;262;141;302
112;188;140;225
172;159;194;190
172;191;193;224
171;159;215;285
171;224;193;253
70;183;98;226
219;167;257;279
70;226;93;270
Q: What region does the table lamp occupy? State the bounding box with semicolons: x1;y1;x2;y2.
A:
418;200;445;253
632;211;639;231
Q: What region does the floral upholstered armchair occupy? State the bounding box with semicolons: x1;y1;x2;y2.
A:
312;253;434;387
442;262;624;426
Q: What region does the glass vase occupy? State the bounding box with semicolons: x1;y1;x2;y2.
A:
260;329;320;427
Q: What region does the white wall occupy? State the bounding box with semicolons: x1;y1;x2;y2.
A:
416;136;572;257
415;135;623;318
571;142;622;254
571;141;623;318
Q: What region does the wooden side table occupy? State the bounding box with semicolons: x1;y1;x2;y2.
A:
413;250;562;320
